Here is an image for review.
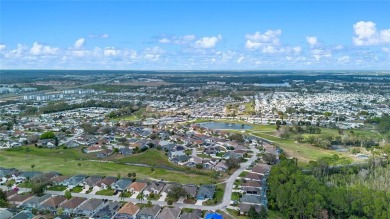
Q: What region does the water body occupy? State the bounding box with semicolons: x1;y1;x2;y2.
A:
257;82;291;87
197;122;252;130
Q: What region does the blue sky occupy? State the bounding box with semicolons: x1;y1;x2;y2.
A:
1;0;390;70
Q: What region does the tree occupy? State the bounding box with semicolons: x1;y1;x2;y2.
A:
226;157;240;170
64;190;72;199
31;164;35;170
57;207;64;215
195;163;203;169
262;153;277;165
0;189;8;207
167;185;187;200
40;131;56;139
31;183;47;196
137;192;145;202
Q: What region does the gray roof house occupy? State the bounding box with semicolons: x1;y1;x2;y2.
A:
39;196;67;213
83;176;103;187
179;209;202;219
240;194;262;205
92;201;122;219
136;205;161;219
60;175;87;189
111;178;133;191
156;207;181;219
183;185;198;198
19;194;51;209
76;199;105;217
59;197;87;215
0;208;13;219
144;182;165;195
196;185;215;200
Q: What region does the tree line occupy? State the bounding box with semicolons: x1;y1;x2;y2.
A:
267;158;390;219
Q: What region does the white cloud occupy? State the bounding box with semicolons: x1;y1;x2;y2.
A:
104;47;118;56
383;47;390;53
338;56;350;63
353;21;390;46
158;35;196;45
306;36;318;47
237;56;244;63
101;33;110;38
88;34;110;39
74;38;86;49
0;44;6;51
30;42;58;55
194;35;222;49
245;30;281;49
311;49;332;61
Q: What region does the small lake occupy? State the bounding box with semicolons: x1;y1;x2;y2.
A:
197;122;253;130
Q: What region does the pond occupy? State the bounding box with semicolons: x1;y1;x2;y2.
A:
197;122;253;130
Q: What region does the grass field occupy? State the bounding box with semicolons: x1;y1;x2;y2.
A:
0;147;213;185
248;131;353;164
191;119;358;164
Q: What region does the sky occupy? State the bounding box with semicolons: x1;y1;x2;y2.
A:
0;0;390;70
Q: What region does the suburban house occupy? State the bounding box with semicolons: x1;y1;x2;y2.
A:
136;205;161;219
76;199;105;217
95;177;117;190
238;203;262;215
179;209;202;219
114;202;140;219
60;175;86;189
143;182;165;196
92;201;122;219
111;178;133;192
156;206;181;219
19;194;51;210
183;185;198;198
251;164;271;176
127;182;147;194
39;196;67;213
214;161;228;172
59;197;87;215
240;194;263;205
241;180;262;189
8;194;33;205
50;175;69;185
196;185;215;200
83;176;103;187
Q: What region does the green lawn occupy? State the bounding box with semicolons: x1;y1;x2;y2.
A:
47;185;67;191
0;147;213;185
95;189;115;196
18;181;34;188
117;149;178;169
249;131;350;164
70;186;83;193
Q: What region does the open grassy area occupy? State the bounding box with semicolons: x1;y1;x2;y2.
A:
117;149;177;168
0;146;213;185
191;119;358;164
248;131;351;165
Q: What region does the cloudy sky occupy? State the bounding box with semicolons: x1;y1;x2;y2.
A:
1;0;389;70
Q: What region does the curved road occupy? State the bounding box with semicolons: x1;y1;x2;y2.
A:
1;146;259;211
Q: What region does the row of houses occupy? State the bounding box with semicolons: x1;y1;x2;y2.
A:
2;190;209;219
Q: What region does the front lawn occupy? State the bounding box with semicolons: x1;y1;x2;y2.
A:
95;189;115;196
70;186;83;193
47;185;67;191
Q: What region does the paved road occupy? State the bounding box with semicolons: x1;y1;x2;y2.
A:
0;146;259;211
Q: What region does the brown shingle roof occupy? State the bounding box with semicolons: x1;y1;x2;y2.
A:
117;202;140;216
59;197;86;209
128;182;147;192
41;196;67;208
242;180;262;188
